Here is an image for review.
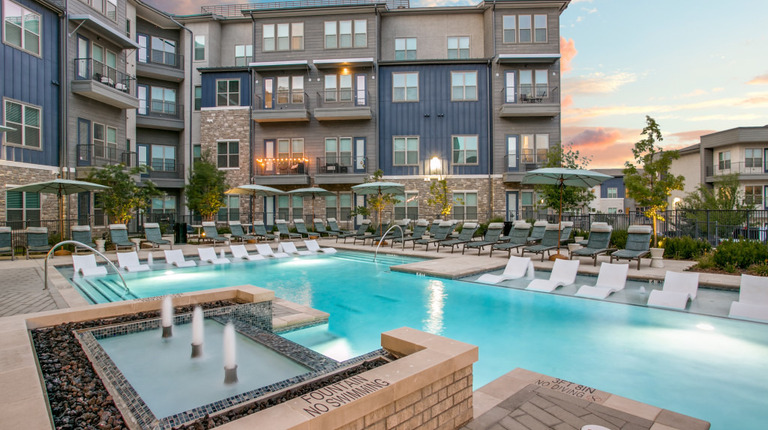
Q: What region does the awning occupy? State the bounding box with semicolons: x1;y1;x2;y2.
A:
497;53;561;64
249;60;309;71
313;57;375;69
69;14;139;49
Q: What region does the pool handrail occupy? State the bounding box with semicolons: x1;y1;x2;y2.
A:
44;240;130;298
374;224;405;261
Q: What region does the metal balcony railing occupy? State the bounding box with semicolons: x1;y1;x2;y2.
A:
316;90;369;107
503;151;548;172
253;92;309;111
254;158;310;176
501;85;559;104
706;161;767;176
148;160;183;174
139;102;184;119
77;144;135;167
147;50;183;69
201;0;409;17
74;58;136;95
315;155;367;174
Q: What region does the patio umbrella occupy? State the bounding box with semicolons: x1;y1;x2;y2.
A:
9;179;110;240
288;187;335;222
351;182;405;237
225;184;285;222
522;168;612;259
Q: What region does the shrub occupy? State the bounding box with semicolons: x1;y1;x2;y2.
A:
713;239;768;270
217;226;231;235
662;237;712;260
747;261;768;277
695;252;717;270
610;230;627;249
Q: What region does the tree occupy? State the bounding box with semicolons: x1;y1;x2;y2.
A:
426;179;454;220
623;116;684;246
353;169;399;233
87;164;160;224
186;150;229;221
536;142;595;215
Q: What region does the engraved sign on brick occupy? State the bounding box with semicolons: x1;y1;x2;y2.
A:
535;377;607;403
300;375;391;417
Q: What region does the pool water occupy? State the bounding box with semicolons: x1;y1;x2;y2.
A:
65;252;768;429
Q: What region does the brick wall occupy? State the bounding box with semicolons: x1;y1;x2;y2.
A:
0;161;65;223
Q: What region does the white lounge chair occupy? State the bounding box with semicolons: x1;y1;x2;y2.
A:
163;249;196;268
255;243;290;258
574;263;629;299
72;254;108;277
476;256;534;284
278;241;312;256
230;244;266;261
198;247;230;264
728;274;768;322
116;251;150;272
304;239;337;254
526;259;580;292
647;271;699;310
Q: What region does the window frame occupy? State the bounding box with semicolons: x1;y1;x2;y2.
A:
607;187;618;199
324;19;366;49
3;0;42;57
193;85;202;111
234;44;252;66
744;185;763;206
451;71;478;101
392;72;419;102
718;151;731;170
395;191;419;220
447;36;470;59
217;140;240;169
150;86;176;115
533;14;547;43
217;195;240;222
453;191;478;221
151;195;177;215
150;144;176;172
393;136;419;166
3;98;42;150
502;15;516;44
745;148;763;169
452;135;479;165
194;35;205;61
324;74;352;102
216;78;240;107
518;15;532;43
5;190;41;228
394;37;416;60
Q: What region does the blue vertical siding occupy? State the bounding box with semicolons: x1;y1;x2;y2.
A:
0;0;61;167
200;71;251;108
378;64;489;176
600;177;625;198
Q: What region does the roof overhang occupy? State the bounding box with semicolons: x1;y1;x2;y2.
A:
69;14;140;49
249;60;310;71
497;53;560;64
313;57;375;69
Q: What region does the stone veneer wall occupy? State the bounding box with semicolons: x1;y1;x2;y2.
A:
0;161;68;223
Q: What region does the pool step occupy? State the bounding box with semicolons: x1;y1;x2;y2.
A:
71;277;138;304
334;251;417;267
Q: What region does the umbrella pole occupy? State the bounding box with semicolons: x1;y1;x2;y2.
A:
59;192;65;241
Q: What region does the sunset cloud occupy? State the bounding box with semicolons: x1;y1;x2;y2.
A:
560;37;577;74
562;126;637;168
668;130;715;146
562;95;748;123
563;72;636;95
562;94;574;108
747;74;768;85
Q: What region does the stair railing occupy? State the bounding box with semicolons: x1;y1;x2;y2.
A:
44;241;130;297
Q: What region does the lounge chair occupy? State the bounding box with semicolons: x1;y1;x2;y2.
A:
413;221;453;251
327;218;353;241
526;259;580;292
0;226;15;260
255;243;290;258
71;225;95;254
230;244;266;261
294;219;314;238
313;219;332;237
72;254;108;277
163;249;196;267
647;271;699;310
728;274;768;322
369;219;409;246
578;222;608;246
463;222;504;255
356;222;387;245
570;223;614;266
437;222;479;253
574;263;629;299
526;220;548;243
476;256;534;284
275;219;301;240
278;241;312;256
116;251;150;272
229;221;255;243
143;223;172;249
558;221;574;245
342;219;371;243
392;219;428;248
304;239;337;254
202;221;228;246
610;225;653;269
108;224;136;252
491;222;531;257
521;224;561;261
252;221;276;241
426;219;442;237
198;247;231;264
26;227;52;259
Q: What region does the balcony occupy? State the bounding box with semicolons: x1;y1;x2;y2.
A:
146;160;185;188
71;58;139;109
136;51;185;82
706;161;768;181
252;93;310;123
252;157;310;186
137;102;185;130
498;86;559;118
502;152;547;182
314;156;368;185
314;90;372;121
76;144;135;168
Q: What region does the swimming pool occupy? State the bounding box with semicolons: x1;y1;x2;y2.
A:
63;252;768;429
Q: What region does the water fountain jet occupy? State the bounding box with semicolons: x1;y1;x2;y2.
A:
191;306;204;358
161;296;173;338
223;322;238;384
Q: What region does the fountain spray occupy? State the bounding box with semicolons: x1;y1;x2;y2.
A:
191;306;204;358
161;296;173;338
223;322;238;384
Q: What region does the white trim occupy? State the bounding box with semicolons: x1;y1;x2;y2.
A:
200;106;250;111
497;53;561;61
68;14;140;49
249;59;308;68
313;57;375;65
0;159;59;172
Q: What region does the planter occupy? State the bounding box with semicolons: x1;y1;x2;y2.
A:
54;249;71;256
574;236;584;243
649;247;664;268
95;239;106;253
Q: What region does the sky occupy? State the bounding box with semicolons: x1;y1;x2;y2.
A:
148;0;768;168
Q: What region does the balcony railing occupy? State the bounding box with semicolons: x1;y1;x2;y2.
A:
253;92;310;111
316;90;369;107
77;144;135;167
315;156;367;174
501;85;559;104
201;0;409;17
503;151;548;172
74;58;136;95
148;160;183;174
139;102;184;120
144;50;183;69
706;161;767;176
254;158;310;176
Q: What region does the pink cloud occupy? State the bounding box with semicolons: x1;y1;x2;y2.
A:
560;37;577;74
563;126;638;168
747;74;768;85
562;94;574;108
668;130;714;145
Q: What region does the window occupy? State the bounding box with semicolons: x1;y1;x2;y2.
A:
292;195;303;220
292;23;303;50
447;36;469;59
137;85;148;115
395;37;416;60
325;195;337;220
3;99;40;149
452;136;478;165
520;134;548;163
745;186;763;206
502;15;516;43
277;195;289;220
607;187;618;199
6;191;40;228
519;69;549;100
534;69;548;98
505;71;516;103
234;44;252;66
534;14;547;42
339;194;352;220
3;0;41;55
324;137;352;166
151;145;176;171
521;191;534;209
106;0;117;21
393;136;419;166
607;207;618;214
263;24;275;51
217;140;239;168
324;20;366;49
276;76;304;104
137;34;147;63
518;15;532;43
395;192;418;220
718;151;731;170
216;79;240;106
392;72;418;102
354;19;366;48
453;192;477;220
151;36;177;66
194;35;205;60
194;86;201;111
218;195;240;222
151;196;176;215
276;23;289;51
507;135;518;168
150;87;176;114
193;144;201;164
263;23;303;51
324;74;352;102
451;71;477;101
106;126;117;159
745;148;763;169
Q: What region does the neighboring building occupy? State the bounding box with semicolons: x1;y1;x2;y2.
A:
587;169;636;214
668;143;700;208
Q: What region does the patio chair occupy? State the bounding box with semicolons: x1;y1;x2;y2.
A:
356;221;386;245
413;221;454;251
436;222;479;253
491;222;532;258
252;221;276;241
578;222;608;246
294;219;314;238
341;219;371;243
0;226;15;260
647;271;699;310
463;222;504;255
278;241;312;256
230;244;266;261
163;249;196;268
255;243;290;258
527;220;549;243
275;219;301;240
313;219;332;237
610;225;653;269
304;239;337;254
369;219;409;246
25;227;52;259
392;219;429;248
71;225;95;254
71;254;108;277
574;263;629;300
116;251;150;272
202;221;228;246
570;224;614;266
228;221;255;243
198;247;230;264
476;256;534;284
109;224;136;252
426;219;442;237
559;221;574;244
525;259;580;293
728;274;768;322
328;218;353;240
521;224;561;262
143;223;172;249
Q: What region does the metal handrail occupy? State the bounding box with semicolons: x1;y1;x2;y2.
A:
373;224;404;262
44;241;130;298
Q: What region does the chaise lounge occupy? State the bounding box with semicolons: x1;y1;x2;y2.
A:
610;225;653;269
728;274;768;322
525;259;580;293
476;256;534;284
574;263;629;299
647;271;699;310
